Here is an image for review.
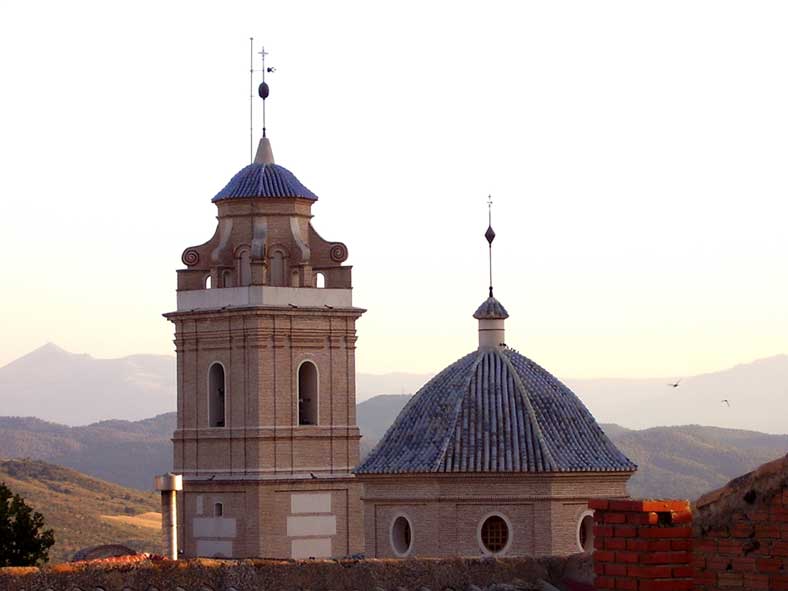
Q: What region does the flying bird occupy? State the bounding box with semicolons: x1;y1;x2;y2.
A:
667;379;682;388
721;399;730;407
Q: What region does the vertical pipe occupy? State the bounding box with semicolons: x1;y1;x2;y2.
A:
161;490;178;559
155;473;183;560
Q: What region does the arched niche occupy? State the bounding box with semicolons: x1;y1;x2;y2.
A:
269;250;286;287
297;361;318;426
236;246;252;287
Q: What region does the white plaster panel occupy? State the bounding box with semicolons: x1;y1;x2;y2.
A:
177;286;352;311
291;492;332;514
287;515;336;537
192;517;237;538
195;539;233;558
291;537;332;559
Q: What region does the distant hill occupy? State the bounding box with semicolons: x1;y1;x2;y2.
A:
603;424;788;500
565;354;788;435
0;414;174;490
0;459;161;563
0;343;174;425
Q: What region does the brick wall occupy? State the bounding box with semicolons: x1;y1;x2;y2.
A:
693;453;788;591
588;453;787;591
588;499;693;590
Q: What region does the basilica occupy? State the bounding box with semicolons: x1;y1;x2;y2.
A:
163;94;635;559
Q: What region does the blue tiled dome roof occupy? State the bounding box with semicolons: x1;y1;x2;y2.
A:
473;296;509;319
212;163;318;202
355;348;636;474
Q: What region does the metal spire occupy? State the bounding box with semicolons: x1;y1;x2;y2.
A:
257;46;275;138
485;195;496;298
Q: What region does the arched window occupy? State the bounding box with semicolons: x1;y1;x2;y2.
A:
479;513;511;555
269;251;285;286
208;363;226;428
577;511;595;552
315;272;325;288
390;515;413;557
297;361;318;426
214;502;223;517
205;274;212;289
237;248;251;286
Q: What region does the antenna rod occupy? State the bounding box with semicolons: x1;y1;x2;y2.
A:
249;37;254;163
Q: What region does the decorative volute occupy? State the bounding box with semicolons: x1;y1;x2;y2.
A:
176;135;351;294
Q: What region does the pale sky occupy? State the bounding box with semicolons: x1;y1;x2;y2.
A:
1;1;786;379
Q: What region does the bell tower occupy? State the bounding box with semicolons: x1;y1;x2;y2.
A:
165;73;364;557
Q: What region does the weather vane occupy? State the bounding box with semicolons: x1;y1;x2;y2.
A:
248;39;276;162
485;195;496;298
258;45;275;139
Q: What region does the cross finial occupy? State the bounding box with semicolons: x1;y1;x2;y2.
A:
257;46;273;138
485;195;496;298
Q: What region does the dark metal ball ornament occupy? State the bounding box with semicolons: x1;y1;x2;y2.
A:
258;82;270;99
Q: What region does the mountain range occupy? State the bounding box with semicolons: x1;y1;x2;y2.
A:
0;343;786;501
2;343;786;433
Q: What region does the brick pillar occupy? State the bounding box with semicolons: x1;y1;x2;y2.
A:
589;499;693;591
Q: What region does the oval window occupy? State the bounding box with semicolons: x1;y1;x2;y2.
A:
390;515;413;556
578;513;595;552
480;514;509;554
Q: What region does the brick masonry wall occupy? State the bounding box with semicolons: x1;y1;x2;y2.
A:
588;499;693;591
692;453;788;591
0;554;593;591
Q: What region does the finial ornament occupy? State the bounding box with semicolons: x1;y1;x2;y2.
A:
486;195;496;298
257;46;275;138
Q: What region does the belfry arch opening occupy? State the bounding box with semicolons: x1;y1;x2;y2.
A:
208;363;226;428
298;361;318;426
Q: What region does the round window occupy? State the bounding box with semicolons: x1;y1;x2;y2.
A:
390;515;413;556
578;513;595;552
480;515;509;554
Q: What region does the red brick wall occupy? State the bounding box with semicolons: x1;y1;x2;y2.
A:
693;488;788;591
588;499;693;591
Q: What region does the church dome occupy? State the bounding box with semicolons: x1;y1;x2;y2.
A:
212;162;318;202
356;323;636;475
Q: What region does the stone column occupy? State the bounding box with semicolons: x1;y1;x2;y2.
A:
154;473;183;560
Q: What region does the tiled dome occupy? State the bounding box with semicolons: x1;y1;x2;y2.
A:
212;163;318;202
355;347;636;475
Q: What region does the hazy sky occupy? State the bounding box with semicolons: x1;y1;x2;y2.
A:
1;1;786;379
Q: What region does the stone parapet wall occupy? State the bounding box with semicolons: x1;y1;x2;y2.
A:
0;555;593;591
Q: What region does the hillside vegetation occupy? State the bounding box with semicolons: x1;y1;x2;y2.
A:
0;459;161;563
0;415;172;490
